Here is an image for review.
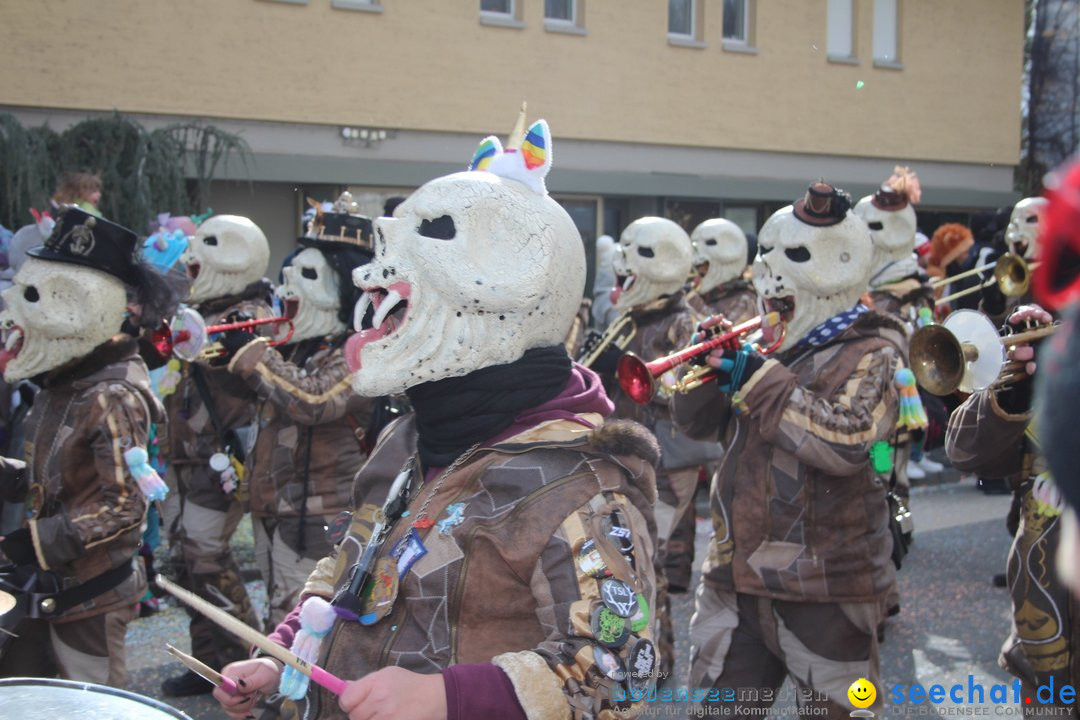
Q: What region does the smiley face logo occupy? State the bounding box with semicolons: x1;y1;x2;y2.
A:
848;678;877;709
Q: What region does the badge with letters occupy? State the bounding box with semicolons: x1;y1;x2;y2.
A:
601;579;639;618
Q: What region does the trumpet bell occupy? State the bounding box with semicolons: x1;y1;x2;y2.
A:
993;253;1031;298
910;310;1004;395
616;353;654;405
169;307;209;362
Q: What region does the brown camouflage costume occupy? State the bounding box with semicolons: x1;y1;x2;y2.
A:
288;414;661;720
163;283;272;667
673;312;905;715
0;336;158;686
947;387;1078;716
672;281;758;592
227;336;374;625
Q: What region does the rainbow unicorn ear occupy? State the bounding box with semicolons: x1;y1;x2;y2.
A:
469;136;503;172
466;111;553;195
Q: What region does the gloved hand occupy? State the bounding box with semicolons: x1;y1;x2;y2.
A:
996;304;1052;414
0;527;36;566
980;275;1007;317
219;330;258;359
707;345;766;394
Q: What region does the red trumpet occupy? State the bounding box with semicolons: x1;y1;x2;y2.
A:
152;307;295;362
616;312;784;404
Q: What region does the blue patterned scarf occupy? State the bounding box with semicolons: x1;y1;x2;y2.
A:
795;304;869;349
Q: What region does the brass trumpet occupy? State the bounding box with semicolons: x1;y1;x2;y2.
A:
617;312;784;404
578;313;637;368
909;309;1056;395
152;307;295;362
934;254;1038;306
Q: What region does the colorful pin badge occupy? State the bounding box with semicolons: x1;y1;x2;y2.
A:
577;538;612;579
593;646;627;682
601;579;639;619
629;593;650;633
591;607;631;649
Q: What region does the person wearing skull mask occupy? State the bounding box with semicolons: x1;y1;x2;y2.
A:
160;214;273;697
214;204;379;631
977;197;1050;325
665;218;758;605
672;181;907;716
947;163;1079;716
593;216;705;678
213;118;661;720
0;207;176;686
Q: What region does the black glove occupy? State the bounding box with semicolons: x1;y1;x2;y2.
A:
981;278;1007;318
0;528;36;566
219;330;258;359
712;346;766;394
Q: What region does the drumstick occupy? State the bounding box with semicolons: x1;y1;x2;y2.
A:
165;644;239;695
155;575;347;696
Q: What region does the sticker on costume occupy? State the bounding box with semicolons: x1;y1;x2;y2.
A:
591;606;631;649
391;527;428;578
629;593;650;633
604;511;634;556
360;556;399;625
601;579;639;618
593;645;627;682
325;511;352;545
437;502;467;535
628;639;657;694
577;538;612;579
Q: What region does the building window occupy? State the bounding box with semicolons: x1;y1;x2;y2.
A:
669;0;694;37
873;0;901;66
722;0;755;52
332;0;382;12
827;0;856;62
481;0;524;28
668;0;704;47
544;0;585;34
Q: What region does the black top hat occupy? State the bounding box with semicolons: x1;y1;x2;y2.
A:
304;212;373;251
870;186;909;212
793;180;853;227
28;206;140;285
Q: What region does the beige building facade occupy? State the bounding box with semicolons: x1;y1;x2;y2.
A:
1;0;1024;275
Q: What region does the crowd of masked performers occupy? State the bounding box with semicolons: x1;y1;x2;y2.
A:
0;118;1078;720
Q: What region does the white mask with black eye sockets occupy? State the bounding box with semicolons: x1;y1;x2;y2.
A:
690;218;749;295
854;194;918;277
611;217;694;311
277;247;345;343
752;207;874;352
0;258;127;381
344;171;585;397
181;215;270;303
1005;197;1048;260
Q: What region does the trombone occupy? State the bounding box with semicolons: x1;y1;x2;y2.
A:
578;314;637;369
616;312;784;404
909;309;1056;395
933;254;1038;306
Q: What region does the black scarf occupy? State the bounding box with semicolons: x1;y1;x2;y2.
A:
406;345;572;468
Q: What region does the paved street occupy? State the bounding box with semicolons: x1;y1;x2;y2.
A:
122;476;1017;719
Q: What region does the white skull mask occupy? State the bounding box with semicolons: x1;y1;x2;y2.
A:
1005;197;1048;260
690;218;749;294
611;217;693;311
854;193;917;275
0;258;127;381
277;247;345;343
753;206;874;352
344;120;585;397
182;215;270;303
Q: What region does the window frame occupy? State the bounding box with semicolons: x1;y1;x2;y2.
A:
544;0;587;35
480;0;525;28
826;0;858;64
668;0;705;49
332;0;383;12
721;0;756;54
872;0;903;69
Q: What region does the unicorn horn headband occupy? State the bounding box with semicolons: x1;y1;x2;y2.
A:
467;102;552;196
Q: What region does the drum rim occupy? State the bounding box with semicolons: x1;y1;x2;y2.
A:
0;676;194;719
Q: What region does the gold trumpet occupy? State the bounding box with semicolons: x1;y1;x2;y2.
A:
934;254;1038;306
151;307;295;362
578;313;637;368
616;312;784;404
909;309;1056;395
